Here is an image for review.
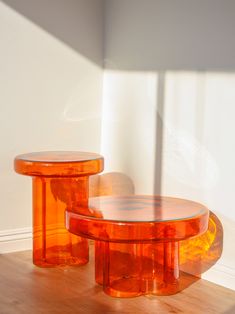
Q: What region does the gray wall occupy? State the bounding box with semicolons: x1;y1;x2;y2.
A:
2;0;104;66
5;0;234;71
105;0;235;70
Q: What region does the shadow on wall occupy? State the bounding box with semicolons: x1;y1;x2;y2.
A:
2;0;104;67
104;0;235;71
89;172;135;197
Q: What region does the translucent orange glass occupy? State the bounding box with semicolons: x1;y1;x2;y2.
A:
180;211;223;276
14;151;104;267
66;195;209;297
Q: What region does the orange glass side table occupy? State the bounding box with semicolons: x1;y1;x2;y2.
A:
66;195;209;297
14;151;104;267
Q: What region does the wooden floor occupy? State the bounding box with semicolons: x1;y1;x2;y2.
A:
0;249;234;314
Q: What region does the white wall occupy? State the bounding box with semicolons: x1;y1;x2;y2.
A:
103;0;235;290
0;1;103;241
101;70;157;194
162;72;235;290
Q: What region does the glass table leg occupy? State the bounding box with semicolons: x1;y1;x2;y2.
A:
32;177;89;267
95;240;180;297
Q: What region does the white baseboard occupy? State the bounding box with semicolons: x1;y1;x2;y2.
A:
0;227;32;253
202;263;235;291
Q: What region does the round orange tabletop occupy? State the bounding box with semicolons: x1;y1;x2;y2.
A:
66;195;209;297
14;151;104;177
14;151;104;268
66;195;209;242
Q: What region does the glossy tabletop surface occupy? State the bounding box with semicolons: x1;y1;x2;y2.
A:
66;195;209;242
88;195;207;222
14;151;104;177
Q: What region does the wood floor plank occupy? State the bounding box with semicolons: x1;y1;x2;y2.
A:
0;249;234;314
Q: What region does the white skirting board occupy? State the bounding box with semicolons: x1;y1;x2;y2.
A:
0;228;234;291
0;227;32;253
202;264;235;291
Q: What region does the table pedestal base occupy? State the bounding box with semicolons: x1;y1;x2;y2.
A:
95;240;179;297
33;177;89;267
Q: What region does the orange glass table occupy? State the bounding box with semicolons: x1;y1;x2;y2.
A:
66;195;209;297
14;151;104;267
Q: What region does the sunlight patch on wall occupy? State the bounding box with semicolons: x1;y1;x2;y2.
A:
101;70;158;194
